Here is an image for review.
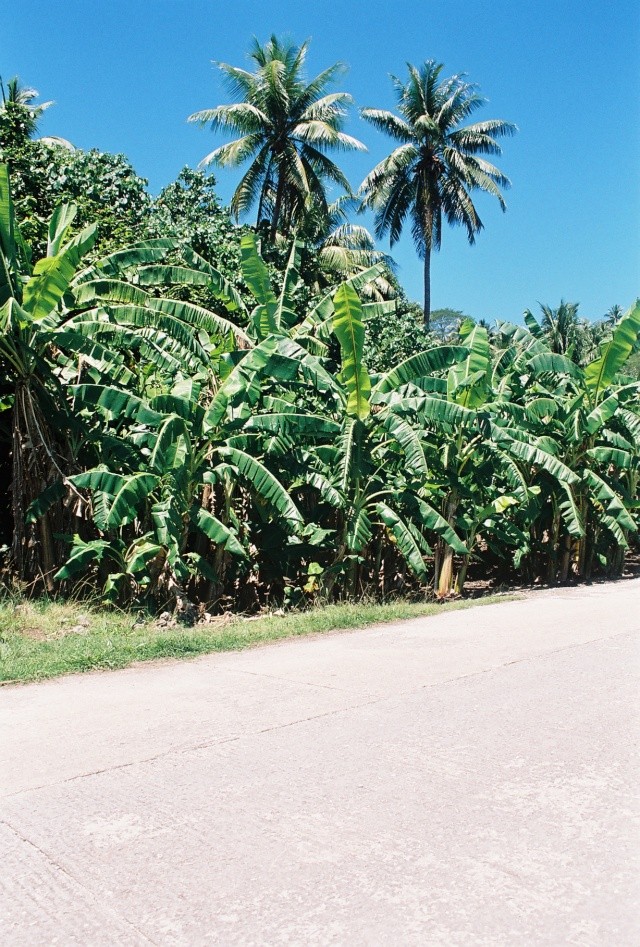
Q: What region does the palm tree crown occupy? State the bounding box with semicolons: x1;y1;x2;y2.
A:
189;36;365;241
536;300;581;356
0;76;73;148
359;61;516;328
296;194;394;292
530;300;602;365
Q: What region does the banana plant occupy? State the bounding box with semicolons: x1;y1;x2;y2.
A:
288;284;467;596
375;319;588;595
55;375;305;609
1;164;255;587
514;302;640;580
0;164;101;586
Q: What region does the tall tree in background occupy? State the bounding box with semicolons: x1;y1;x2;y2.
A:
188;35;365;241
525;299;604;365
359;61;515;329
534;300;581;356
0;76;72;148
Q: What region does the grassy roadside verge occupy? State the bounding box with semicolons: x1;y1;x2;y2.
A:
0;593;519;685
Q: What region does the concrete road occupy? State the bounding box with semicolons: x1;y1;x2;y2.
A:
1;580;639;946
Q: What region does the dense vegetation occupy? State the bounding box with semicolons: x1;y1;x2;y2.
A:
1;45;638;617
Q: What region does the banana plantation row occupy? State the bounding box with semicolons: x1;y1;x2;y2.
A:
1;164;639;612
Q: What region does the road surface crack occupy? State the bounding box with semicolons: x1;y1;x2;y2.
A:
1;818;160;944
3;629;636;800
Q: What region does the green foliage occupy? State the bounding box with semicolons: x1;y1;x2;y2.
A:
333;283;371;419
364;299;432;373
188;35;365;240
148;167;245;286
0;71;637;616
0;133;151;256
429;308;469;342
359;61;516;323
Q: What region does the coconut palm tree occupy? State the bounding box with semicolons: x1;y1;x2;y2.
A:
292;194;395;295
188;35;365;242
604;304;624;327
0;76;73;148
536;300;581;356
359;61;516;329
527;300;602;364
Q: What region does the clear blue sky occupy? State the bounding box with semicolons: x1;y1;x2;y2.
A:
5;0;639;321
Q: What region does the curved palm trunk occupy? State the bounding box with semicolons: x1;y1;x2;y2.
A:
423;245;431;331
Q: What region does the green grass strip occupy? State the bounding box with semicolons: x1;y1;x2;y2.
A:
0;594;518;685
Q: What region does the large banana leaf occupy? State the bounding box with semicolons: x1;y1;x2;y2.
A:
525;397;559;423
73;279;151;307
602;430;635;452
271;337;338;393
0;165;16;263
149;416;191;473
205;334;339;430
191;507;245;557
240;233;277;305
245;413;340;437
71;471;159;529
584;300;640;401
618;409;640;441
23;252;78;323
218;446;303;529
584;469;636;532
527;352;584;381
71;384;165;426
336;418;357;493
585;393;619;435
346;504;372;551
181;245;246;313
374;346;466;394
68;317;206;374
498;450;532;498
150;296;252;346
447;323;490;408
81;304;210;368
46;203;77;257
523;309;544;338
274;241;301;329
411;395;477;430
586;446;632;470
75;239;177;281
415;498;468;554
25;480;66;524
54;538;112;581
136;264;211;288
297;262;385;334
333;283;370;420
381;413;429;477
374;502;428;579
496;432;580;485
0;244;13;308
558;484;585;537
125;538;164;577
203;337;281;429
0;163;24;303
149;393;204;425
297;469;344;508
53;330;135;385
239;233;279;338
302;298;396;343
